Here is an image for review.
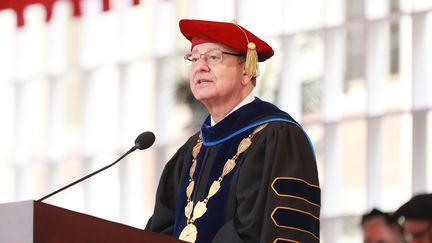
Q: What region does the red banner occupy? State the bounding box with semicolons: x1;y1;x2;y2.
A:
0;0;141;27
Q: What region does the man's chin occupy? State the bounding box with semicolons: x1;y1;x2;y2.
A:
192;91;214;102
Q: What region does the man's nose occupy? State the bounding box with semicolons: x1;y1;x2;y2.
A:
195;57;210;71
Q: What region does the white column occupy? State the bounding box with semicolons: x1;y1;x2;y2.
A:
399;0;412;12
365;0;389;19
365;21;389;208
412;13;429;110
398;16;414;200
366;117;383;207
412;13;429;194
320;29;344;242
321;123;341;243
322;30;344;124
324;0;345;27
278;36;301;120
154;0;175;57
412;110;428;194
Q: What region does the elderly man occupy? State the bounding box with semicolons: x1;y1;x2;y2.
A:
394;193;432;243
145;19;320;243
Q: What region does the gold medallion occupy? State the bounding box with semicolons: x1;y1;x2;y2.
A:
179;223;198;243
185;201;194;219
192;201;207;220
208;181;221;198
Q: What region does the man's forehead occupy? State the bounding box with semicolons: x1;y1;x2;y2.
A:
191;42;234;53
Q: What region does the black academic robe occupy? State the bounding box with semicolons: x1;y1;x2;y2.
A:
146;98;320;243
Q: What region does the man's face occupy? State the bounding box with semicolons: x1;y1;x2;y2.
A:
188;42;246;107
363;218;403;243
404;220;432;243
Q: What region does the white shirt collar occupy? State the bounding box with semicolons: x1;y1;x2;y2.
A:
210;92;255;126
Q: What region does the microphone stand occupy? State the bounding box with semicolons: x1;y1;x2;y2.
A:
37;146;137;202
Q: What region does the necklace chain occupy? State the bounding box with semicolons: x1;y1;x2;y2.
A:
179;123;268;242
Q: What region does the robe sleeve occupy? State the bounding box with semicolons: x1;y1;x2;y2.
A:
145;138;193;236
212;122;321;243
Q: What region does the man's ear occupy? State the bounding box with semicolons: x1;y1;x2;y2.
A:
240;61;254;85
241;74;253;86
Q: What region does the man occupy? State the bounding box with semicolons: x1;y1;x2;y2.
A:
394;193;432;243
361;208;405;243
146;19;320;243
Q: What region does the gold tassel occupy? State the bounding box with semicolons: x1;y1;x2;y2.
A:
245;42;258;77
229;20;259;77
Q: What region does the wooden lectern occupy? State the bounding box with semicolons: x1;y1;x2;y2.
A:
0;200;183;243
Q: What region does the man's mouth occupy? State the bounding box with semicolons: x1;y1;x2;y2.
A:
197;79;211;84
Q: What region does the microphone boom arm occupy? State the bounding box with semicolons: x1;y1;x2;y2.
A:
37;146;137;202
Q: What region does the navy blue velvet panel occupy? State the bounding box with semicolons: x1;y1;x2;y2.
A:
173;131;250;242
272;178;320;206
271;207;320;240
195;134;248;243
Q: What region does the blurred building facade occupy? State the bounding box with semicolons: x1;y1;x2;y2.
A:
0;0;431;242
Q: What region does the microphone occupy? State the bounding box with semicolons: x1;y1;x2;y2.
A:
37;131;156;202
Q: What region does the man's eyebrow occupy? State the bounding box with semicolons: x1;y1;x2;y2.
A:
191;47;225;53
